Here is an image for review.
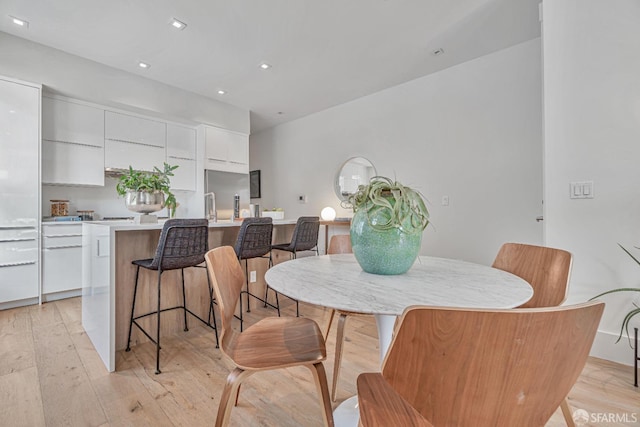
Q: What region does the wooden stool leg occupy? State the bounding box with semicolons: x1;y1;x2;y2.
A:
560;398;576;427
331;313;348;401
308;362;335;427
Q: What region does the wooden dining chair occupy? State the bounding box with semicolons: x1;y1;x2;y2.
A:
323;234;368;401
204;246;334;427
356;302;604;426
491;242;577;426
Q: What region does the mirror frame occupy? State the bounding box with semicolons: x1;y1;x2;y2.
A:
334;156;377;202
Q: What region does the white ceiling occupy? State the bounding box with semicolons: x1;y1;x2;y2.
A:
0;0;541;133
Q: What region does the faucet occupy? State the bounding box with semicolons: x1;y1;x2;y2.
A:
204;192;217;222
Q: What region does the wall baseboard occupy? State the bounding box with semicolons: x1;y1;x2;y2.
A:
590;329;637;367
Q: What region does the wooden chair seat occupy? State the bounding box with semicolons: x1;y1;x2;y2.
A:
226;316;326;370
205;245;334;426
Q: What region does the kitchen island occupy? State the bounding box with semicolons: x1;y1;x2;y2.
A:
82;219;297;372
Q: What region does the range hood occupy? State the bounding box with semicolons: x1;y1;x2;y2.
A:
104;167;159;178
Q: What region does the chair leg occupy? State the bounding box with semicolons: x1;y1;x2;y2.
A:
155;270;163;375
323;309;336;342
181;268;189;332
274;290;280;317
308;362;335;427
331;313;348;401
238;288;244;333
126;265;141;351
560;398;576;427
244;260;251;313
215;368;252;427
206;270;220;348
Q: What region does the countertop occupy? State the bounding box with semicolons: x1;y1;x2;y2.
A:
81;218;298;231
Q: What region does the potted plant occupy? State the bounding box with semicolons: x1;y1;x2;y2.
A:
115;163;178;215
347;176;430;275
591;244;640;345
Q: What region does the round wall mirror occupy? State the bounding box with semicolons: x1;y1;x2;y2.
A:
334;157;377;202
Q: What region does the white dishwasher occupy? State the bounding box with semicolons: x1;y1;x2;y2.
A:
42;223;83;300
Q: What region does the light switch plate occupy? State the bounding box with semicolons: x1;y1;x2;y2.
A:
570;181;594;199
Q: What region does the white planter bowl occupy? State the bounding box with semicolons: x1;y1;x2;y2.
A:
262;211;284;220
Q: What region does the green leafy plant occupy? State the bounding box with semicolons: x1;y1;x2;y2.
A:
347;176;429;234
590;244;640;344
115;163;178;208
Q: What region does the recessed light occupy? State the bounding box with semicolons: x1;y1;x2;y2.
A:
170;18;187;30
138;61;150;69
260;63;271;70
217;90;226;95
432;48;445;56
10;16;29;28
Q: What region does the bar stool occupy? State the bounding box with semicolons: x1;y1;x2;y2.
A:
125;218;219;374
234;217;276;331
270;216;320;317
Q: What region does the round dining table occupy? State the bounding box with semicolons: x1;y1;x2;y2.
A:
265;253;534;426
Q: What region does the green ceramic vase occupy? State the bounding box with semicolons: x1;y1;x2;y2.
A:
350;202;422;275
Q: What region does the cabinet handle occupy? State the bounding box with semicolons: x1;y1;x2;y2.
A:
44;245;82;250
0;238;36;242
0;261;37;268
45;234;82;238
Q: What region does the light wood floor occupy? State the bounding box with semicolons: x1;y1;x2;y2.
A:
0;297;638;426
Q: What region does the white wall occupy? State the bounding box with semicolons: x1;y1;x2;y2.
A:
251;38;543;265
543;0;640;365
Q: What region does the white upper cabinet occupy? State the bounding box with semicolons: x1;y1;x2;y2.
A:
167;124;196;159
104;111;166;172
42;97;104;147
105;111;166;147
41;97;105;186
166;124;196;191
204;125;249;174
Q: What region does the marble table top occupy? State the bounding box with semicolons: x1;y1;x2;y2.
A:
265;254;533;316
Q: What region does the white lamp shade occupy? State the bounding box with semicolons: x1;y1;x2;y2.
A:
321;206;337;221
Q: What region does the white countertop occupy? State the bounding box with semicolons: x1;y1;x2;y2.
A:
82;218;298;231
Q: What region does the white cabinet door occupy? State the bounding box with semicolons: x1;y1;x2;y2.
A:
169;158;196;191
204;126;249;173
105;111;166;148
42;224;82;295
105;140;166;172
42;246;82;294
167;124;197;191
167;124;196;159
204;126;228;162
42;140;104;186
42;97;104;147
227;132;249;166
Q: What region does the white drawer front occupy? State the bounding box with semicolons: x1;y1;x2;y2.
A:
0;262;38;302
43;234;82;248
0;239;38;265
43;224;83;237
42;246;82;294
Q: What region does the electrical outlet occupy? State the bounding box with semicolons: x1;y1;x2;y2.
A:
249;270;257;283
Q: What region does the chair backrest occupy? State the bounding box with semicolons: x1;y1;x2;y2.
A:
289;216;320;252
149;218;209;271
234;217;273;260
492;242;572;308
205;246;245;343
380;302;604;426
328;234;352;255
